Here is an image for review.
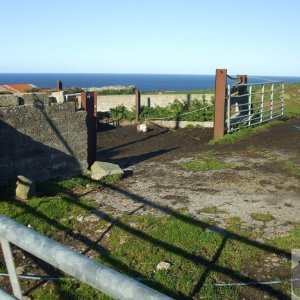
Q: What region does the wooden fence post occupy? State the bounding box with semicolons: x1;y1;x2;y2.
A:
81;91;97;168
214;69;227;140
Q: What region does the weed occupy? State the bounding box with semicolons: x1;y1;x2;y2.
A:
225;216;241;224
208;120;282;145
197;205;227;214
180;158;231;171
250;213;275;223
283;160;300;176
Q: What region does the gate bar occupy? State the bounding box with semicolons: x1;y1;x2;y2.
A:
0;238;22;299
0;214;172;300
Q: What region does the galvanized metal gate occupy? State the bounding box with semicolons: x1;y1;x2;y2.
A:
213;69;285;139
226;80;284;133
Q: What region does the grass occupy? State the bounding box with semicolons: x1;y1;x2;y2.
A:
243;147;300;177
208;120;282;145
250;213;275;223
283;160;300;176
197;205;227;214
180;151;232;171
0;181;298;299
0;194;98;237
283;83;300;118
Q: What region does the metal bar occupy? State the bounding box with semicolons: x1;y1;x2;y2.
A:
0;214;171;300
0;288;17;300
0;238;22;299
270;83;274;119
281;83;285;116
232;81;283;87
227;86;231;132
214;69;227;139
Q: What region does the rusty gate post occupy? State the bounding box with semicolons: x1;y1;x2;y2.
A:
214;69;227;140
135;88;141;121
81;91;97;168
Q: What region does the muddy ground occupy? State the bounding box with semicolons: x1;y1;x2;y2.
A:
96;118;300;239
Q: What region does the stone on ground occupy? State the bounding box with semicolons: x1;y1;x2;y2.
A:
91;161;123;180
15;175;35;200
137;123;147;133
156;261;171;271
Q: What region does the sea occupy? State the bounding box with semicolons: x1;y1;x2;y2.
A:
0;73;300;91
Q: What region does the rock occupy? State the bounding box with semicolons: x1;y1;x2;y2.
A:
15;175;35;200
84;214;100;222
76;215;84;222
16;266;26;275
156;261;171;271
137;124;147;133
91;161;123;181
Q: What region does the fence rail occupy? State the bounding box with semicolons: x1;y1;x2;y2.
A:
0;213;172;300
226;81;284;133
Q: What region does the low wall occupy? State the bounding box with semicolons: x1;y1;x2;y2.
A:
0;93;88;187
96;93;214;112
147;120;214;129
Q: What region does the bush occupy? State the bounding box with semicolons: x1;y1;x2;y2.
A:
110;105;135;120
106;97;214;122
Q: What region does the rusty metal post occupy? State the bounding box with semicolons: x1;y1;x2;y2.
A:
135;88;141;121
56;80;63;90
214;69;227;139
81;91;97;168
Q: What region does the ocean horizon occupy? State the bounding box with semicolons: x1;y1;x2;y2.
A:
0;73;300;91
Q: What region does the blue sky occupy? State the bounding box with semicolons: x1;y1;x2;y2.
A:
1;0;299;75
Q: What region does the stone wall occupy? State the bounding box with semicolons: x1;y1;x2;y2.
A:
91;93;214;112
0;93;88;187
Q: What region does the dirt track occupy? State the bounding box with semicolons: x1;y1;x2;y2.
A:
95;118;300;238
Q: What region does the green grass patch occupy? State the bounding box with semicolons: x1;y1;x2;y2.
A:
31;280;111;300
92;214;294;299
97;87;136;95
197;205;227;214
180;158;231;171
0;196;98;237
283;160;300;176
283;83;300;118
0;175;119;237
250;213;275;223
208;120;282;145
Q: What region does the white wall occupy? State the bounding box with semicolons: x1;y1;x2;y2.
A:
96;93;214;112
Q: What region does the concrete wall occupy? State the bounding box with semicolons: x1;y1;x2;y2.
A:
96;93;214;112
0;93;88;187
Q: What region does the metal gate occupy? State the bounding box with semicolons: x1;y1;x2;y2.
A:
226;80;284;133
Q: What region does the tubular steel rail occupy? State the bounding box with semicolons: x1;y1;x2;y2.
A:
226;81;284;133
0;213;172;300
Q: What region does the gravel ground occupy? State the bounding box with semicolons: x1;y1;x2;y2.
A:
93;118;300;239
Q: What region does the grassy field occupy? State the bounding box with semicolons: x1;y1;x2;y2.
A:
0;174;299;299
